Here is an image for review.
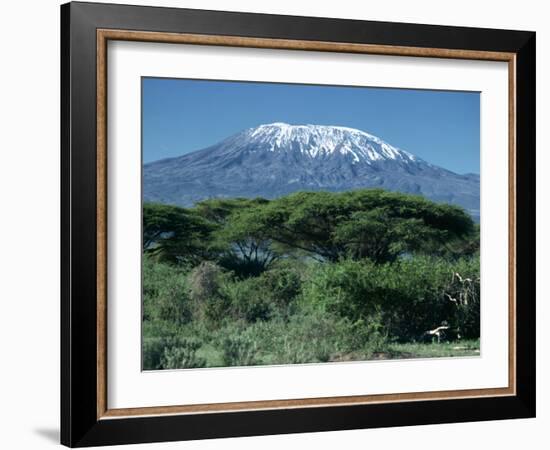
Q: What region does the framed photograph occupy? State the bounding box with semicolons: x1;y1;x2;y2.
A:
61;2;536;447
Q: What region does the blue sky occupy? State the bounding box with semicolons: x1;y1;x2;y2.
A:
142;77;480;174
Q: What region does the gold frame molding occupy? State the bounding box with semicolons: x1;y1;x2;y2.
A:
96;29;517;420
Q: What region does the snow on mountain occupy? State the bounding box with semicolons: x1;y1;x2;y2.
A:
240;123;418;163
143;123;479;219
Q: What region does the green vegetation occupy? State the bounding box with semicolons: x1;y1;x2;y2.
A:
142;189;480;370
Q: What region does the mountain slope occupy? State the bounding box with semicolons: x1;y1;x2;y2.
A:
144;123;480;218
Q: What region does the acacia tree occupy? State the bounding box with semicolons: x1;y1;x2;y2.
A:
214;213;279;275
194;197;269;224
195;198;276;275
144;190;476;271
220;189;476;265
143;202;216;264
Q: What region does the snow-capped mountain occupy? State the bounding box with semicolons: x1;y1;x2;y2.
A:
144;123;480;219
237;122;418;163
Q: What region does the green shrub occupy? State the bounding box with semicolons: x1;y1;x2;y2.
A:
220;278;272;322
259;264;303;313
218;264;303;322
301;256;479;341
218;309;389;365
220;330;260;367
187;262;232;323
143;334;206;370
160;339;206;369
188;262;226;302
274;312;344;363
142;256;192;325
344;313;390;356
142;248;479;369
143;336;169;370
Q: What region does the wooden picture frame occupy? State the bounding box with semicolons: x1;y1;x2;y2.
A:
61;2;535;447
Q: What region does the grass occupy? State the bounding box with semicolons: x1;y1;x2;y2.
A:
379;339;480;360
149;336;480;369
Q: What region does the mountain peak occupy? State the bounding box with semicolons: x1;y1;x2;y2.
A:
237;123;417;164
144;122;479;218
247;122;380;140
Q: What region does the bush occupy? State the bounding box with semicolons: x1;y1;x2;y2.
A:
142;251;479;369
259;264;303;313
343;313;390;356
188;262;225;302
187;262;231;323
142;256;192;325
160;339;206;369
143;334;206;370
143;336;169;370
301;256;479;341
272;312;347;363
217;309;389;365
218;263;303;322
286;310;388;362
220;329;260;367
220;278;272;322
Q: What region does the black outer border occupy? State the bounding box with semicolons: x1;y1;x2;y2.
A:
61;2;536;447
